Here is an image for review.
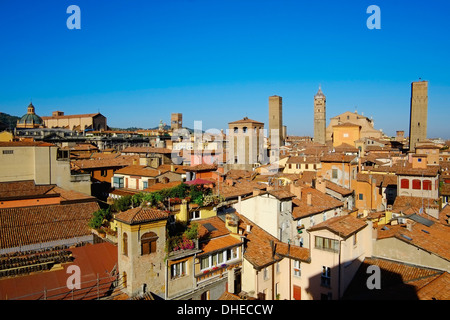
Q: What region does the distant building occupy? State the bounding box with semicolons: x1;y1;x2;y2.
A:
306;215;372;300
226;117;265;171
409;80;428;152
313;87;326;145
326;110;382;143
42;111;107;132
332;123;361;148
0;141;91;195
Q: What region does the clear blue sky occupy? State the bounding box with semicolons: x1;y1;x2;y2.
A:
1;0;449;138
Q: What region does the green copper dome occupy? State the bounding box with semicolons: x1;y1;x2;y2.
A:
18;103;44;125
19;113;43;124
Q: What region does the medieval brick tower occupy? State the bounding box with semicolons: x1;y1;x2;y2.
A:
314;86;326;145
409;80;428;152
171;113;182;131
268;95;283;147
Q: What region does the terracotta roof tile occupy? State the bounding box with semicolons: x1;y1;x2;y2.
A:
308;214;367;238
0;202;99;250
320;153;357;163
236;213;310;270
114;165;161;177
393;196;440;214
286;156;321;164
72;155;139;170
197;216;231;239
41;112;101;120
215;180;267;200
120;146;172;154
416;272;450;300
114;206;169;225
376;219;450;260
184;164;218;172
144;181;183;193
198;235;241;256
0;180;54;199
228;117;264;125
0;141;55;147
343;257;446;300
325;180;353;196
396;165;440;177
292;187;344;219
157;164;188;174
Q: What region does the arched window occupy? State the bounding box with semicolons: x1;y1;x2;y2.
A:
141;232;158;255
122;232;128;256
400;179;409;189
412;179;421;190
423;179;432;191
233;127;238;134
243;127;248;133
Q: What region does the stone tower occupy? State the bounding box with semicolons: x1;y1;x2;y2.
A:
314;86;326;145
171;113;182;130
268;95;283;147
227;117;265;171
409;80;428;152
115;207;169;299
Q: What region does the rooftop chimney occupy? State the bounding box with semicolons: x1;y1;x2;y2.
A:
307;192;312;206
289;183;302;200
225;213;238;234
315;175;326;193
253;188;262;197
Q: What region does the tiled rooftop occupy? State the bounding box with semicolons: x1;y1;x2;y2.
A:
308;214;367;239
120;146;172;154
291;187;344;219
114;164;161;177
343;257;446;300
114;206;169;225
0;201;99;250
236;213;310;270
325;180;353;196
376;217;450;261
72;155;139;170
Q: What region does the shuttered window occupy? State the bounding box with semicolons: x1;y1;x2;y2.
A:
293;285;301;300
141;232;158;255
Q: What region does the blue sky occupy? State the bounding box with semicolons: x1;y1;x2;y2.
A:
0;0;449;138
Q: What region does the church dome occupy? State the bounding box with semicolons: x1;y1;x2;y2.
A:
17;103;44;126
19;113;44;125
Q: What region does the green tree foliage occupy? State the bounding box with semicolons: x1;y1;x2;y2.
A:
88;208;111;229
111;195;132;212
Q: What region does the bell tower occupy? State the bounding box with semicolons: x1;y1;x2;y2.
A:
314;86;326;145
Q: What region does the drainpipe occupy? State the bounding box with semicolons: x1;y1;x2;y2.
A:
288;241;291;300
49;146;52;184
270;240;275;300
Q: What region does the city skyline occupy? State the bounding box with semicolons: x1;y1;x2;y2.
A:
1;0;450;138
